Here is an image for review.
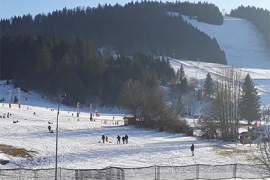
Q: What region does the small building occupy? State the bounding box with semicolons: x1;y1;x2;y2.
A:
123;117;136;125
239;131;258;145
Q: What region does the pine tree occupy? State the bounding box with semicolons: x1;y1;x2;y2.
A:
203;73;214;100
239;74;261;124
180;64;185;81
176;68;180;80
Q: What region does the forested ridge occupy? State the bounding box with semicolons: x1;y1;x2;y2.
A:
1;34;175;105
1;1;226;63
1;1;226;105
230;6;270;48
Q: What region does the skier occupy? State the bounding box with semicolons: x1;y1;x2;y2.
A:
48;125;51;132
122;136;125;144
102;135;105;143
106;136;108;142
117;135;121;144
190;143;194;156
125;135;129;144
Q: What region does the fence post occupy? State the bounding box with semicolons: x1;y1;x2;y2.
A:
34;169;37;180
155;165;156;180
109;166;112;180
157;166;160;180
60;167;61;180
75;169;79;180
233;164;237;179
196;164;199;179
122;168;125;180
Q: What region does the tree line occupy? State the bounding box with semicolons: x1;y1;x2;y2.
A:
201;70;260;141
1;34;175;106
165;1;223;25
230;6;270;48
0;1;226;64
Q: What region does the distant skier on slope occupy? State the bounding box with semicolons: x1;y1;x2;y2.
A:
122;136;125;144
190;143;194;156
102;135;105;143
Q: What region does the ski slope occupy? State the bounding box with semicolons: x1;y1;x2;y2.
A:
170;14;270;106
182;15;270;70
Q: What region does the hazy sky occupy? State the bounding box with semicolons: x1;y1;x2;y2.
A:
0;0;269;19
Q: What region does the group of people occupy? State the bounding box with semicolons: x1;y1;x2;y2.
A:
117;135;128;144
101;135;129;144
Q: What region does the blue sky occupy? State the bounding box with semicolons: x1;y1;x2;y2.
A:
0;0;269;19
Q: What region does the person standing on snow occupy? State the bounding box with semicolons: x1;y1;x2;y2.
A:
125;135;129;144
48;125;51;132
190;143;195;156
122;136;125;144
117;135;121;144
102;135;105;143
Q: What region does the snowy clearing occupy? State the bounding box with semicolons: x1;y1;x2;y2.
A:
0;82;263;170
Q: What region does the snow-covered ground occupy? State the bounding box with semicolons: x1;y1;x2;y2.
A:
0;82;264;170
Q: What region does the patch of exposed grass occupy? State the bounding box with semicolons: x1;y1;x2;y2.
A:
246;155;262;163
0;144;36;158
212;146;248;157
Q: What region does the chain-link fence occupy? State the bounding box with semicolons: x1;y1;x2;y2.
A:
0;164;269;180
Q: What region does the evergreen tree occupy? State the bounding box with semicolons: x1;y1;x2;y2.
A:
181;77;188;93
176;68;180;80
239;74;261;124
203;73;214;100
180;65;185;81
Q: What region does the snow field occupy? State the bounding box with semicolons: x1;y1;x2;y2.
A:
0;99;262;170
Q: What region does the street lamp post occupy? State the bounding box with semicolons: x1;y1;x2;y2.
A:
55;94;66;180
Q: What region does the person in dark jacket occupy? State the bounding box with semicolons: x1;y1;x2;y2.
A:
48;125;51;132
122;136;125;144
125;135;129;144
117;135;121;144
190;143;194;156
102;135;105;143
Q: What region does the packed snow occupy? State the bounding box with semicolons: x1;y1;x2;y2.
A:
182;15;270;70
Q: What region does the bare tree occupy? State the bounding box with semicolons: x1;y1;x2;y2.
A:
140;87;164;126
203;67;243;141
258;139;270;171
257;105;270;171
119;79;144;118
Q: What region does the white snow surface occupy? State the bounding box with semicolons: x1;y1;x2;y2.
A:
0;82;263;169
181;15;270;70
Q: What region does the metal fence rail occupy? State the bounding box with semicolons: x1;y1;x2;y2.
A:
0;164;269;180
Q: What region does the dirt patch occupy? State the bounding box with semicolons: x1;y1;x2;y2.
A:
0;144;37;158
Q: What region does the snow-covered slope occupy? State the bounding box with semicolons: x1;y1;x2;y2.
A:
0;82;261;169
182;15;270;69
